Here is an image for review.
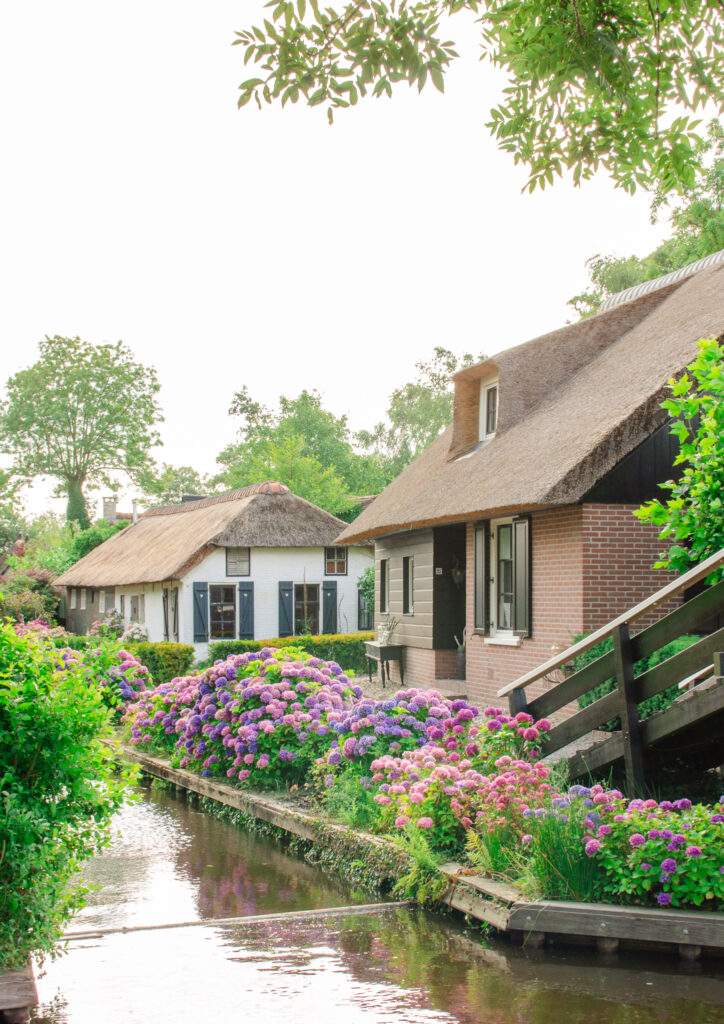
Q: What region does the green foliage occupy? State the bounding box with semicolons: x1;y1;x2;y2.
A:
0;469;24;550
357;348;481;476
635;337;724;578
0;623;131;968
315;765;381;829
572;633;700;728
216;388;388;519
125;641;196;683
0;335;162;525
233;0;724;194
358;566;375;617
139;463;214;506
0;569;59;623
207;631;374;674
514;808;601;901
392;827;449;905
569;123;724;317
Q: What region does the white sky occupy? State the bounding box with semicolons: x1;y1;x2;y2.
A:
0;2;672;519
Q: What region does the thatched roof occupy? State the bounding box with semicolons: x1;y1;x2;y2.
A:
336;254;724;545
55;483;354;587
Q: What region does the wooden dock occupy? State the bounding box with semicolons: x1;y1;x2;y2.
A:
121;745;724;960
0;964;38;1024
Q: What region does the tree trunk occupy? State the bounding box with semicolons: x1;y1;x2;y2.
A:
66;478;90;529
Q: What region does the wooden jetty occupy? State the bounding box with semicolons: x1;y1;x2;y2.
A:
0;964;38;1024
122;745;724;961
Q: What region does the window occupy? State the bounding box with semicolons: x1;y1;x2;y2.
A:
475;517;530;637
130;594;145;623
69;587;77;610
402;556;414;614
294;583;319;635
478;381;498;440
358;587;373;630
210;585;236;639
325;546;347;575
379;559;389;613
226;547;250;576
99;590;106;614
80;588;87;611
119;594;125;618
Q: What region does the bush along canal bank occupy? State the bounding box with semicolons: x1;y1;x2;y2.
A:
112;644;724;961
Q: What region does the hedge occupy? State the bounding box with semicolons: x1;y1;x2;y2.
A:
124;642;196;683
207;631;374;675
52;636;196;684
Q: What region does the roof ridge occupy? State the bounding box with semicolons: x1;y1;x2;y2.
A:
599;248;724;313
143;482;290;517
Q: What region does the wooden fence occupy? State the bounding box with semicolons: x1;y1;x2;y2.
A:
498;548;724;793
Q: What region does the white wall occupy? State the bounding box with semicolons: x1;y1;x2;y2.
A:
114;582;177;643
183;545;373;660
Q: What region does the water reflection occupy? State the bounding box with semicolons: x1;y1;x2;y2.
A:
30;785;724;1024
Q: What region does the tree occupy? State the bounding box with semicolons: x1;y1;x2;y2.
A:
140;463;213;506
357;346;481;475
234;0;724;194
0;470;24;552
216;387;389;516
569;121;724;317
635;337;724;581
0;336;162;528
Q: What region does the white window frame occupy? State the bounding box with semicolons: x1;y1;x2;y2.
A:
478;380;499;441
226;547;251;576
324;546;347;575
69;587;77;610
80;588;87;611
485;517;520;645
99;590;106;614
402;555;414;614
209;583;237;640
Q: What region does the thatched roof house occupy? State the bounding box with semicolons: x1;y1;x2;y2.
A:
56;483;373;651
337;252;723;545
333;251;724;707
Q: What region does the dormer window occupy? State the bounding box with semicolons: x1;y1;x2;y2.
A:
479;381;498;440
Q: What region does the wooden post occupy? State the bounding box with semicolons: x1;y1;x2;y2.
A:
509;687;528;716
612;624;645;795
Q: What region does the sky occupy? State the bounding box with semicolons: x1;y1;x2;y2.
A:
0;2;673;520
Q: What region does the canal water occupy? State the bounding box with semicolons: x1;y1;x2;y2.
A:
29;783;724;1024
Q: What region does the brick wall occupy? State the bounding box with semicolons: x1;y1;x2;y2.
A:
581;504;679;630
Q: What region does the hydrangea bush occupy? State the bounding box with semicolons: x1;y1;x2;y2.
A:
124;647;362;787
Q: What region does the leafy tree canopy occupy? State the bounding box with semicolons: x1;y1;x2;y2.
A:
357;346;482;476
216;388;389;518
139;463;215;506
569;121;724;317
234;0;724;194
0;470;24;552
635;337;724;581
0;336;163;529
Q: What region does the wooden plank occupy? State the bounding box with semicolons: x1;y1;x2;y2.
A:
528;650;616;720
0;964;37;1012
507;900;724;946
544;690;620;755
438;862;520;905
636;627;724;701
642;678;724;746
630;579;724;663
566;733;625;778
613;624;645;794
441;884;511;931
498;547;724;697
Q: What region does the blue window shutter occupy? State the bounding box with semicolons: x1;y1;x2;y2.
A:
238;581;254;640
322;580;337;635
193;582;208;642
278;581;293;637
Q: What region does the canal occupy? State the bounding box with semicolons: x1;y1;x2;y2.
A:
29;783;724;1024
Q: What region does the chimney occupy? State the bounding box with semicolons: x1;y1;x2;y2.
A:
103;496;118;523
132;499;138;525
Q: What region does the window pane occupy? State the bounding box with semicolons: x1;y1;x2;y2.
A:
497;524;514;630
486;386;498;434
210;584;236;639
294;584;319;634
498;523;512;559
379;560;388;613
325;546;347;574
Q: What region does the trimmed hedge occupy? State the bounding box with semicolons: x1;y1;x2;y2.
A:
207;631;374;675
52;636;196;683
125;641;196;684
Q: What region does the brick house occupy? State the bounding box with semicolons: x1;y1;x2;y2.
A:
55;483;373;659
334;251;724;709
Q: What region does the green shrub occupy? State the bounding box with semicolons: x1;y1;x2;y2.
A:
572;633;700;729
125;641;195;683
207;631;374;675
0;623;130;969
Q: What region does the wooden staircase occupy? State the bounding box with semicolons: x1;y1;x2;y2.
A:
498;548;724;793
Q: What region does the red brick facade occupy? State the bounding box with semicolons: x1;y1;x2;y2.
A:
389;503;678;714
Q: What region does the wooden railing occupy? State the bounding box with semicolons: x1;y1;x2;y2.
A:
497;548;724;793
